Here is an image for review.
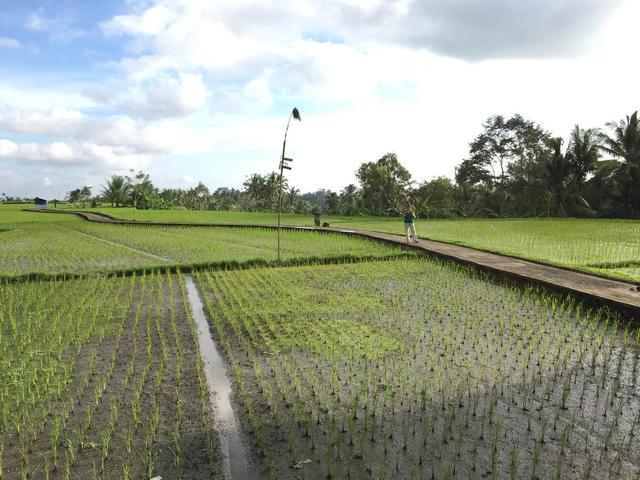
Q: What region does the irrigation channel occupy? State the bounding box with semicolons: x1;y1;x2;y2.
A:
184;275;255;479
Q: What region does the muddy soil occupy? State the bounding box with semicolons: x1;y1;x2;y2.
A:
1;274;221;480
195;262;640;480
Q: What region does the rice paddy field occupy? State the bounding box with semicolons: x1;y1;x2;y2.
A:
0;273;221;480
196;260;640;479
1;204;640;479
0;207;409;279
84;207;640;283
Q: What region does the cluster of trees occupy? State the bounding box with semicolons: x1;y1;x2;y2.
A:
454;111;640;218
66;186;93;207
60;110;638;219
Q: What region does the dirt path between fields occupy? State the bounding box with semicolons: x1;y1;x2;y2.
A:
30;209;640;312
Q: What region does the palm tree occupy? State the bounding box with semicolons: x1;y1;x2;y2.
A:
339;184;360;215
67;188;81;205
127;171;150;210
541;137;596;217
264;172;281;211
566;126;601;187
243;174;266;210
101;175;131;207
80;186;92;208
542;138;571;216
285;187;299;212
601;111;640;217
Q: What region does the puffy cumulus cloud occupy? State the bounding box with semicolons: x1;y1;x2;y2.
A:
0;139;150;170
123;72;211;119
0;37;21;49
102;3;177;37
330;0;626;59
0;139;18;156
95;0;628;123
82;87;115;105
100;0;626;80
0;104;216;173
0;105;85;136
1;104;160;154
101;1;343;95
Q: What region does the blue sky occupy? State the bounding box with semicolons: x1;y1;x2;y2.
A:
1;0;638;198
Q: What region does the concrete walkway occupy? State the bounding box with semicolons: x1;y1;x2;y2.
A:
30;209;640;312
328;228;640;312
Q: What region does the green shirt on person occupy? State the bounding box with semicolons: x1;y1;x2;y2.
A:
404;212;415;223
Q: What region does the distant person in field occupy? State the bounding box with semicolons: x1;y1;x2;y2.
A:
403;202;420;244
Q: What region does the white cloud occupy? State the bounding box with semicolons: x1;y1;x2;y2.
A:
42;176;52;186
0;37;21;49
243;75;273;109
0;102;218;175
0;139;18;156
82;87;114;105
0;105;152;153
3;0;639;198
181;175;195;184
102;4;176;37
123;71;211;119
0;139;150;170
26;11;84;42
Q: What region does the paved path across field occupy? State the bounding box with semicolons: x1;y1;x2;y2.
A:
328;228;640;312
29;209;640;312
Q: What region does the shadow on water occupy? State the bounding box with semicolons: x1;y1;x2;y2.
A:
184;275;257;480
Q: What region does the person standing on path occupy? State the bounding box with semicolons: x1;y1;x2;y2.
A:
403;202;420;244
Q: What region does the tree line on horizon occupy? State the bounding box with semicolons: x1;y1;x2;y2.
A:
6;110;637;219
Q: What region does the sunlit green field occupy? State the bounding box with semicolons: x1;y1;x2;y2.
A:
0;204;78;224
2;203;639;480
91;206;388;227
81;207;640;282
0;206;410;278
3;204;639;281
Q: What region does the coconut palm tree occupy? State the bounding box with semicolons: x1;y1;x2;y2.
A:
243;174;265;205
541;136;597;217
264;172;280;210
542;138;571;216
601;111;640;217
101;175;131;207
284;187;299;212
566;126;601;186
339;184;360;215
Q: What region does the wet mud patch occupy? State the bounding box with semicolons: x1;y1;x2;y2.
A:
193;259;640;479
0;273;221;480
